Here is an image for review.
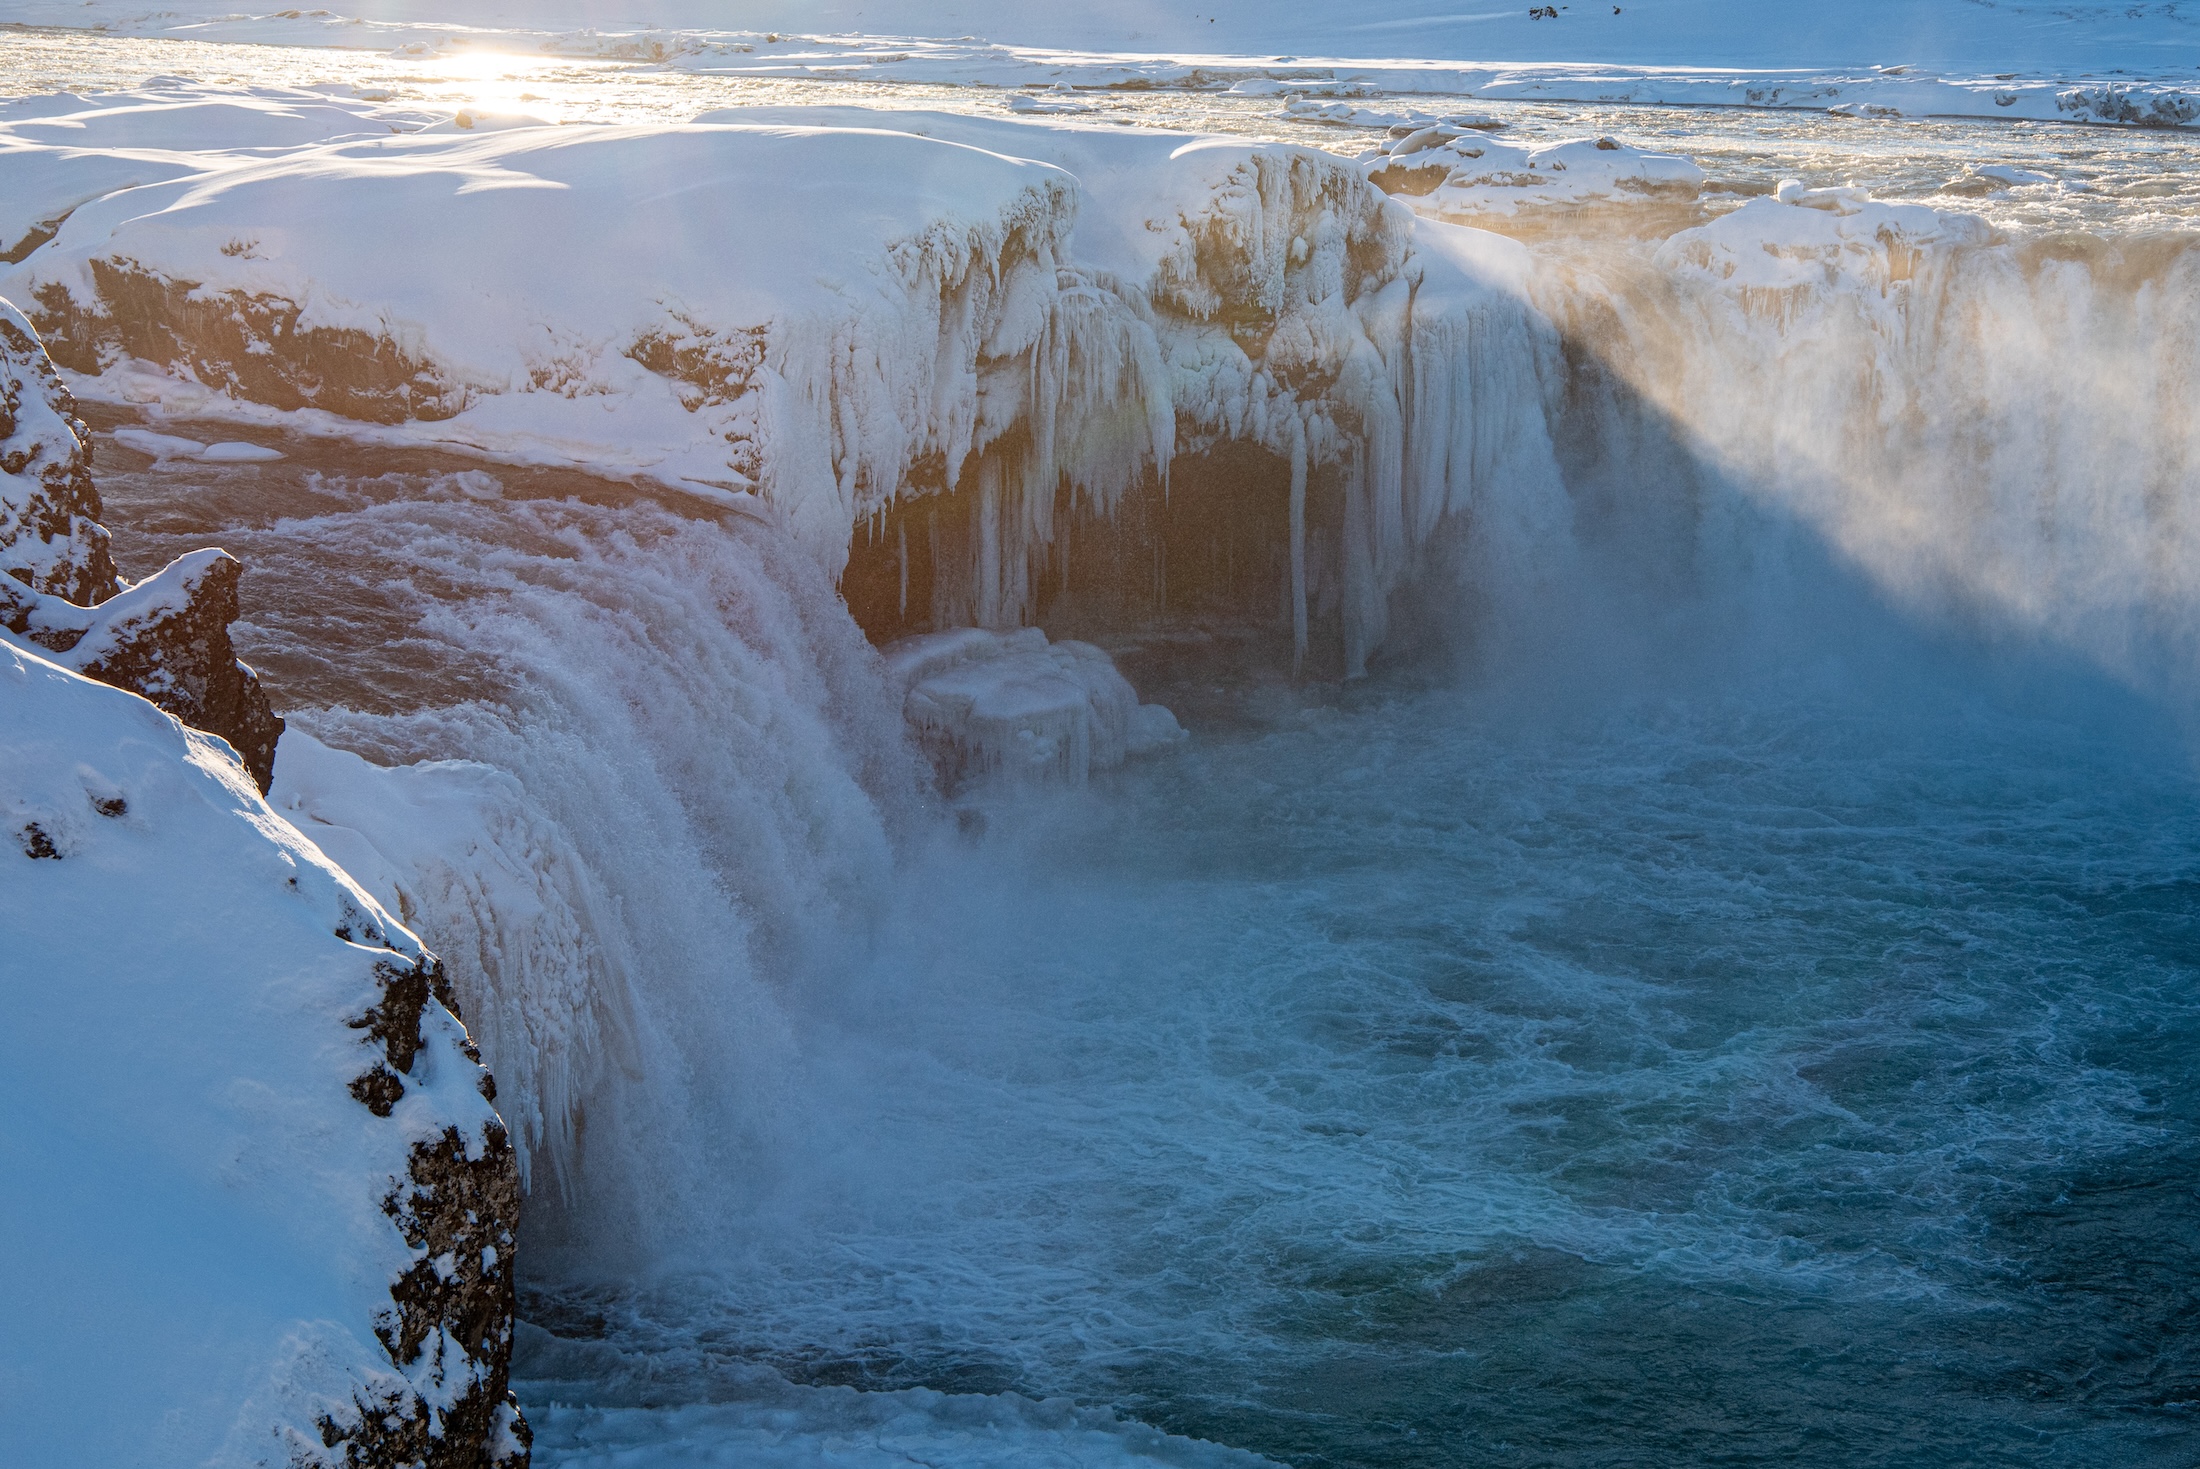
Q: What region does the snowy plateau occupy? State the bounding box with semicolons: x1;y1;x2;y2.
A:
1;3;2198;1469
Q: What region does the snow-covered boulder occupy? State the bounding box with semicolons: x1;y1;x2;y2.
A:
1653;184;1995;292
1365;131;1704;222
0;641;528;1469
0;298;283;788
883;626;1183;786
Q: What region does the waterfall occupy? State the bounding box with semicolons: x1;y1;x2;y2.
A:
252;486;929;1261
247;200;2200;1246
1530;198;2200;705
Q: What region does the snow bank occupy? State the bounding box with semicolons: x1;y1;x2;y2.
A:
0;82;437;263
0;642;526;1468
883;626;1184;785
112;426;287;461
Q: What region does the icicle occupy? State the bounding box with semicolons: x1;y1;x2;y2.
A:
1289;411;1309;673
1342;440;1376;680
976;456;1003;629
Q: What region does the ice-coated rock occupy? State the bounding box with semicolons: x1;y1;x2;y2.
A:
1653;188;1995;291
0;297;283;789
0;640;528;1468
883;626;1184;785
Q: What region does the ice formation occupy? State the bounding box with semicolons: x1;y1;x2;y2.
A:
2;98;1570;677
884;627;1185;785
271;732;650;1196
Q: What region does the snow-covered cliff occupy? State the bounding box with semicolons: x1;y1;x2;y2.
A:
1;297;284;788
2;91;1568;677
0;641;528;1468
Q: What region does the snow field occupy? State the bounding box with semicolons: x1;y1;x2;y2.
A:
4;0;2198;126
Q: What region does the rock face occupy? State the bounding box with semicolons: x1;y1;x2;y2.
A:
0;639;530;1468
333;935;533;1469
0;296;115;602
0;296;283;789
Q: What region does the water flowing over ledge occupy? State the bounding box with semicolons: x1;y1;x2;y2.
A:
7;61;2200;1467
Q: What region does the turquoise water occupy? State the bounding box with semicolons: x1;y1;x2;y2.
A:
96;438;2200;1466
520;635;2200;1466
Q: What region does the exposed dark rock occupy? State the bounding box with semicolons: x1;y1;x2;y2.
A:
0;296;284;791
0;299;117;603
29;261;464;424
1366;161;1452;197
325;948;531;1469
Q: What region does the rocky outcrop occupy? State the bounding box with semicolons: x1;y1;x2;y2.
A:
30;263;465;425
329;926;532;1469
0;296;116;603
2;639;530;1468
0;295;283;789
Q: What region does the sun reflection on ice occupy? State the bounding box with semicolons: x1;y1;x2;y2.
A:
384;46;569;121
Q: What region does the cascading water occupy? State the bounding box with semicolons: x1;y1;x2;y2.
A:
82;108;2200;1469
1531;201;2200;709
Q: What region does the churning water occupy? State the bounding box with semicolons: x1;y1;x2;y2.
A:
97;431;2200;1468
44;28;2200;1468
